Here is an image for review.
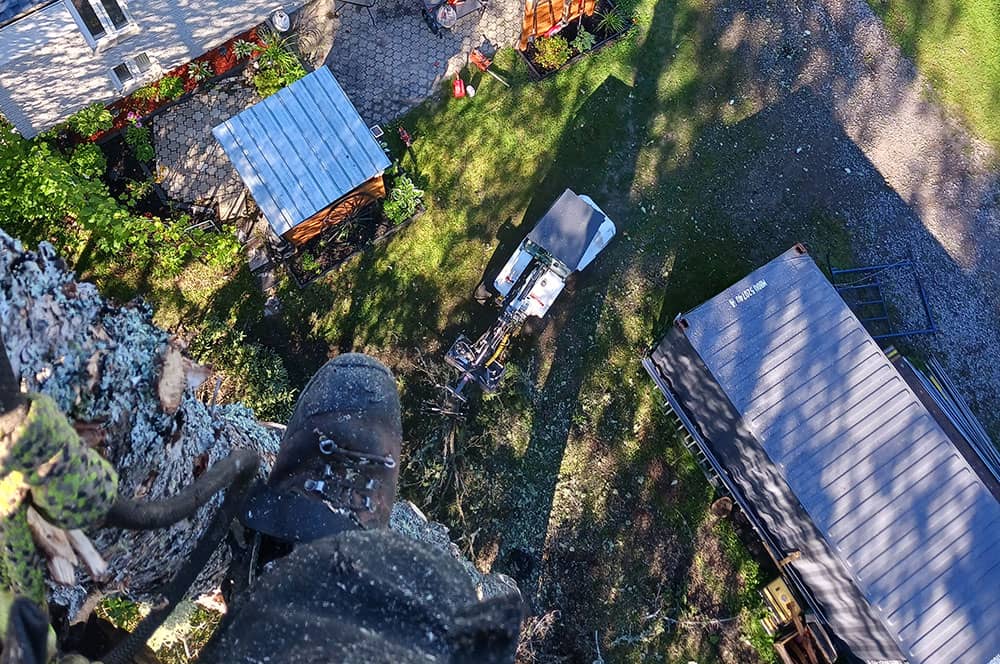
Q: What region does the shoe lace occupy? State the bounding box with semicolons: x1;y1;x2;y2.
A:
301;431;396;513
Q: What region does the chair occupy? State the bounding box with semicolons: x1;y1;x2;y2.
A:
335;0;377;26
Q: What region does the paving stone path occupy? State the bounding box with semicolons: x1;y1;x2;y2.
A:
297;0;522;124
153;76;260;210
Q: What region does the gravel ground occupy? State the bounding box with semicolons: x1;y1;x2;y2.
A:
706;0;1000;434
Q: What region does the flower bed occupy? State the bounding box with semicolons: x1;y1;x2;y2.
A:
93;26;266;140
519;0;634;79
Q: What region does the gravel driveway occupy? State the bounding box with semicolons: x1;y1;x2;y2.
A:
705;0;1000;434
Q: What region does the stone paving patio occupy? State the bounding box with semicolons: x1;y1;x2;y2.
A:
153;76;260;211
297;0;522;124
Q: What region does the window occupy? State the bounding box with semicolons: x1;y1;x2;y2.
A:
67;0;134;44
110;52;154;90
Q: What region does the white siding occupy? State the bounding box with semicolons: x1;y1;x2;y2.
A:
0;0;306;137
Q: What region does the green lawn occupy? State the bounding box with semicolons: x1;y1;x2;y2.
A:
76;0;874;660
869;0;1000;150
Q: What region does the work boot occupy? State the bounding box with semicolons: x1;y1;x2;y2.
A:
242;353;402;542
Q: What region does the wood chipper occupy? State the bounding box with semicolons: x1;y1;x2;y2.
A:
444;189;615;403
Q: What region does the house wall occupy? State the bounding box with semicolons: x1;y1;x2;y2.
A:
0;0;306;137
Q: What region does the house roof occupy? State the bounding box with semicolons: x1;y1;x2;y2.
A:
213;67;390;237
527;189;605;270
646;247;1000;664
0;0;52;28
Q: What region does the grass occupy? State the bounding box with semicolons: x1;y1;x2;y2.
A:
868;0;1000;151
65;0;876;660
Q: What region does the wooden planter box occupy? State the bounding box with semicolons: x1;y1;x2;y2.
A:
519;0;634;80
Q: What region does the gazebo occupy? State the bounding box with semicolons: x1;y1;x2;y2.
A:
213;67;390;248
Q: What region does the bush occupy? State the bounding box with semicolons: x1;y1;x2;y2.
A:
125;122;154;163
187;61;214;82
133;84;160;102
258;29;301;72
158;75;185;101
69;143;106;179
232;38;257;60
597;8;628;34
252;64;306;97
383;174;424;224
300;252;321;273
252;29;307;97
187;321;298;422
571;29;597;53
534;36;572;70
67;103;113;137
0;120;239;271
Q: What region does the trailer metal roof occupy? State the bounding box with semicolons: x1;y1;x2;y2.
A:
527;189;604;270
647;247;1000;664
213;67;389;238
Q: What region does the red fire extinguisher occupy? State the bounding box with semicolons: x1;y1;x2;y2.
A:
452;75;466;99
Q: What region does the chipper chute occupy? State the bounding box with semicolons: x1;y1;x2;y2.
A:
444;189;616;404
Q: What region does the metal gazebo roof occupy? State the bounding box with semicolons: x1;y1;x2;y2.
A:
213;67;390;237
645;246;1000;664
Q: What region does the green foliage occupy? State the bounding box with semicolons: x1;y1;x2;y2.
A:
187;61;214;82
125;122;154;163
67;103;113;137
382;174;424;224
158;75;185;101
534;35;572;70
232;38;257;60
252;29;307;97
571;29;597;53
133;83;160;102
132;75;184;103
187;320;298;422
120;177;154;209
596;8;628;34
68;143;106;179
0;120;238;275
258;29;301;72
300;252;321;273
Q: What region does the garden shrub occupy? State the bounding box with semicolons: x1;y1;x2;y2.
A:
0;120;240;275
597;8;627;33
188;61;214;82
69;143;106;179
187;320;298;422
133;84;160;102
232;38;257;60
125;122;155;163
300;252;321;274
252;29;307;97
534;36;572;70
158;75;185;101
571;29;597;53
67;103;113;137
383;174;424;224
